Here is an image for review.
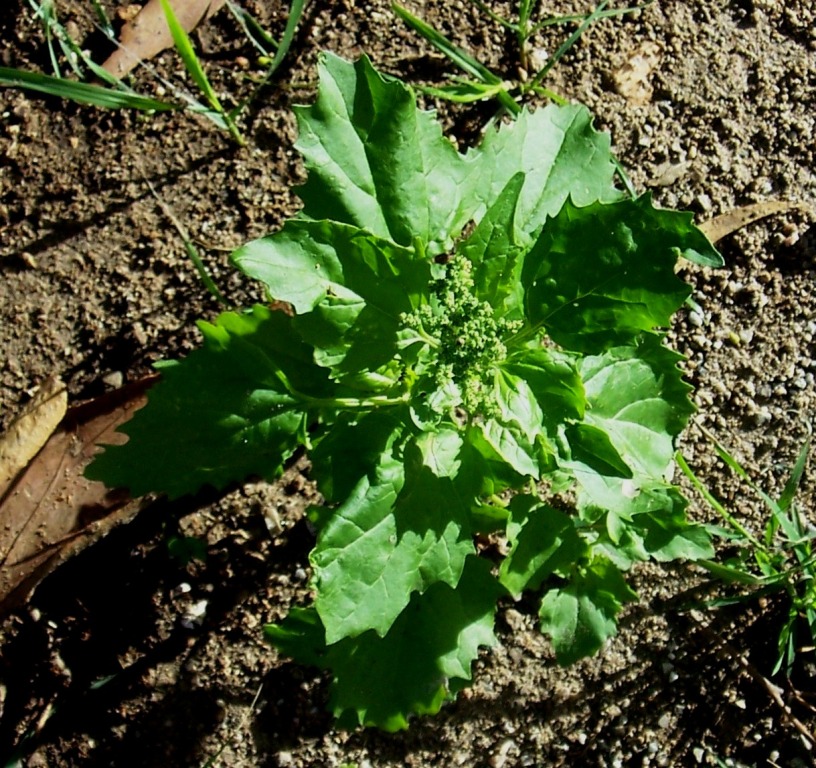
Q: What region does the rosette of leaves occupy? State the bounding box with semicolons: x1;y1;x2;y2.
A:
88;53;722;730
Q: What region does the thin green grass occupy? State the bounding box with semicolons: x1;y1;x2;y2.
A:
1;0;310;144
159;0;244;144
0;66;178;111
393;0;653;113
142;173;231;307
679;427;815;675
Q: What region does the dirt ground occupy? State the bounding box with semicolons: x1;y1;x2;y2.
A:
1;0;815;765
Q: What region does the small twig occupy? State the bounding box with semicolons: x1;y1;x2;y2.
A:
787;678;816;715
687;609;816;748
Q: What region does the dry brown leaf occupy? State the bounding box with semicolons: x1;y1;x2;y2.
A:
101;0;227;79
612;42;662;105
699;201;816;244
0;377;158;616
0;376;66;491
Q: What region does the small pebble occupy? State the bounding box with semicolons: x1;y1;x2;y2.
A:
171;582;192;597
181;599;208;629
738;328;754;344
102;371;124;389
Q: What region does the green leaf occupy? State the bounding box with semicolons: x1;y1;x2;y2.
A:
311;431;476;643
564;423;633;479
310;409;407;505
577;336;694;480
469;370;545;478
586;481;714;566
266;556;501;731
293;52;479;252
232;219;428;315
539;557;637;665
392;3;504;89
633;508;714;562
418;78;511;104
457;173;526;318
86;306;326;498
414;427;464;478
523;195;714;351
499;495;587;596
160;0;222;113
475;105;622;237
233;220;431;383
502;347;585;431
291;57;631;255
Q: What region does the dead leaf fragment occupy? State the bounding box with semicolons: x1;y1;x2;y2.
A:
613;42;662;105
0;378;157;616
0;376;66;492
101;0;227;79
699;201;816;244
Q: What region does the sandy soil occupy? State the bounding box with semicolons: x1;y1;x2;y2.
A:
1;0;815;765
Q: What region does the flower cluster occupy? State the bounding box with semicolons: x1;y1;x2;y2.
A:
402;255;521;414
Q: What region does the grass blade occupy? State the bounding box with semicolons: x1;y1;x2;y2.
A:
231;0;309;118
0;67;178;111
27;0;62;77
160;0;223;112
528;0;611;89
779;434;811;512
465;0;516;31
249;0;307;85
160;0;244;144
702;424;810;546
392;2;520;116
226;1;279;56
529;1;654;36
89;0;115;38
695;559;763;587
142;173;230;307
393;2;500;85
676;451;764;550
418;77;508;103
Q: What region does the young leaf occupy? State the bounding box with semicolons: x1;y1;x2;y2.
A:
86;306;328;498
266;556;502;731
499;495;588;596
233;219;432;384
457;172;526;317
232;219;427;314
565;422;633;479
502;347;585;430
576;336;694;480
468;371;546;478
539;556;637;665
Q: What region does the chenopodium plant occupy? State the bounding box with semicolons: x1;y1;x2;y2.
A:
88;53;722;730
